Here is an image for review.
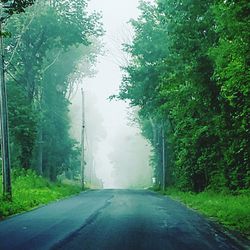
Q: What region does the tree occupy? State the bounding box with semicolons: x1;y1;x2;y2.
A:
3;0;103;182
1;0;35;21
118;0;250;192
0;0;36;200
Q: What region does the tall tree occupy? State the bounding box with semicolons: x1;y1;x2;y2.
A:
118;0;250;192
4;0;103;181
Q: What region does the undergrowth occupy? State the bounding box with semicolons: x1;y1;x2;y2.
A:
0;169;81;219
163;188;250;237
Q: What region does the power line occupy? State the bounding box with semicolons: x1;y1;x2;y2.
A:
84;126;90;153
4;67;73;125
6;59;75;125
6;7;36;68
5;69;28;91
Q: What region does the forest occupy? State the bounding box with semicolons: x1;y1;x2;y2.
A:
118;0;250;193
0;0;103;196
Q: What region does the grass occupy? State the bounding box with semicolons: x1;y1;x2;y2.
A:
162;188;250;237
0;169;82;219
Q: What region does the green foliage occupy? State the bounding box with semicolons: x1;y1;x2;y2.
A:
118;0;250;192
7;82;37;169
3;0;103;182
1;0;35;19
0;169;81;219
164;188;250;236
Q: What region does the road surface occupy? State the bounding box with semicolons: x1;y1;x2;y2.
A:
0;189;247;250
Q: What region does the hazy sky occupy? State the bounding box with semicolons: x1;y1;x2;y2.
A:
71;0;152;187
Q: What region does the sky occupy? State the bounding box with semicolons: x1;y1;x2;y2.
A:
70;0;153;188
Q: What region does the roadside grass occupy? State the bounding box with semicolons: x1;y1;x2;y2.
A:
162;188;250;237
0;169;81;219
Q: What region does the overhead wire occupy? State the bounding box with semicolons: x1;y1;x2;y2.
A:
5;55;75;124
4;66;72;125
5;2;39;68
84;126;90;154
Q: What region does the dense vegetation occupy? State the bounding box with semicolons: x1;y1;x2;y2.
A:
1;0;103;184
0;169;81;219
118;0;250;193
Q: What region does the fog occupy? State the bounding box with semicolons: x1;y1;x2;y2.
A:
69;0;153;188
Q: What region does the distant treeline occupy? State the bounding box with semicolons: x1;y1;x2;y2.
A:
2;0;103;181
118;0;250;192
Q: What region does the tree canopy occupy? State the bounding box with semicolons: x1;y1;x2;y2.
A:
118;0;250;192
2;0;103;181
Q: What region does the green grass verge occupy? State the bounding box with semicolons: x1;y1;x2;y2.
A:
0;169;82;219
163;188;250;237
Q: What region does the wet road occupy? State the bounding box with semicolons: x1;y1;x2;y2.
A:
0;189;246;250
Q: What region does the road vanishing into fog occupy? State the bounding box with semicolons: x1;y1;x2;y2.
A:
0;189;247;250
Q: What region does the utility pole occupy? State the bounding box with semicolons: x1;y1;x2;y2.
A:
37;125;43;176
90;157;94;187
37;93;44;176
80;88;85;190
0;20;12;200
162;124;166;191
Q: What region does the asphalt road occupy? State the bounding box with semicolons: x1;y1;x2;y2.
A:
0;189;247;250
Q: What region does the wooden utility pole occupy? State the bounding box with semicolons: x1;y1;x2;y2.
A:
0;20;12;200
81;88;85;190
37;125;43;175
162;124;166;191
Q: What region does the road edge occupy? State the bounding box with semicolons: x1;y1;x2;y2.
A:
152;190;250;250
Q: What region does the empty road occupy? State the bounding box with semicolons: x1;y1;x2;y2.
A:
0;189;246;250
